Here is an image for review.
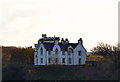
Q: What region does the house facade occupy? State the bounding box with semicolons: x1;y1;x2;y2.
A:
34;34;87;65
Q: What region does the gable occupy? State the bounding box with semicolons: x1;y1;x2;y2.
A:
53;44;61;51
74;44;87;53
38;43;46;52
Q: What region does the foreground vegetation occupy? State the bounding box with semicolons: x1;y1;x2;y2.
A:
2;43;119;80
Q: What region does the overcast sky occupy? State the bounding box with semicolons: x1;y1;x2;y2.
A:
0;0;119;51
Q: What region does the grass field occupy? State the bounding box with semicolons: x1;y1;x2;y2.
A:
87;54;104;61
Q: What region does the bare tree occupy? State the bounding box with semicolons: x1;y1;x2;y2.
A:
112;43;120;54
91;42;113;56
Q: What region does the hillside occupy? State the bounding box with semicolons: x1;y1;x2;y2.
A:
86;54;104;62
2;46;119;80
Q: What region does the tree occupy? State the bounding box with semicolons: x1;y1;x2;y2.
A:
91;42;120;67
91;42;113;56
112;43;120;54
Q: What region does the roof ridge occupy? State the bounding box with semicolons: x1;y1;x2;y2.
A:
42;42;78;51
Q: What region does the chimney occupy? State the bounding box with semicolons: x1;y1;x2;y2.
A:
61;38;65;44
65;38;69;43
54;37;59;45
78;38;83;45
42;34;46;38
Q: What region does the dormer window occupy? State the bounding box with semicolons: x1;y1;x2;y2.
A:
78;51;81;56
68;48;73;55
40;48;43;55
55;48;58;55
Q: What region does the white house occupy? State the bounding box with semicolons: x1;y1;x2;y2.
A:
34;34;87;65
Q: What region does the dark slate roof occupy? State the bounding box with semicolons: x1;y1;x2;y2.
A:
69;43;78;49
59;43;69;51
43;43;78;51
38;37;60;41
39;38;54;41
43;43;54;51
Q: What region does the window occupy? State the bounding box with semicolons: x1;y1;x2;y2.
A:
62;49;65;55
55;58;58;63
68;58;71;64
55;48;58;55
48;48;51;55
68;51;70;55
36;58;38;64
68;48;73;55
78;58;81;64
78;51;81;56
41;58;43;63
40;48;43;55
35;55;38;64
62;58;65;63
48;58;51;63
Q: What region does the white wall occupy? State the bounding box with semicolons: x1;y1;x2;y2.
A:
37;43;47;65
74;44;87;65
34;43;87;65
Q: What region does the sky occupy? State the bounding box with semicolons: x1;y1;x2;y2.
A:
0;0;119;52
